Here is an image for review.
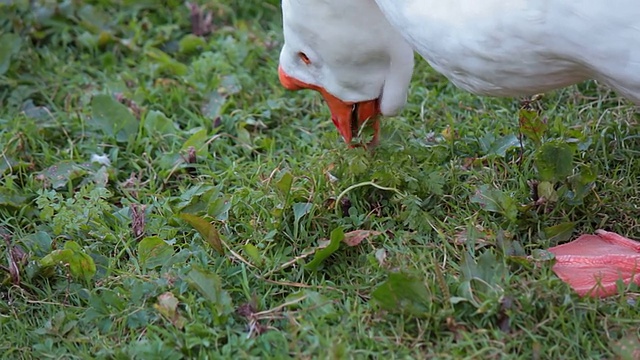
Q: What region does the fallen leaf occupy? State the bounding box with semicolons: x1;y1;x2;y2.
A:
154;292;186;329
549;230;640;297
179;213;224;254
342;230;381;247
445;317;468;342
453;225;489;245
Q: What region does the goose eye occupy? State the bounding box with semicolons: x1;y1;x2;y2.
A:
298;52;311;65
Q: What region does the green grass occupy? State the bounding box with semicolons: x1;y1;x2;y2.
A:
2;1;640;359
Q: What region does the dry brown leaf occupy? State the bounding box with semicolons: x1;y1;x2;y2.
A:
2;229;26;285
154;292;186;329
186;2;214;36
130;203;147;240
343;230;381;247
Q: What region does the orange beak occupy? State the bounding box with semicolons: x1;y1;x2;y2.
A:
278;65;380;147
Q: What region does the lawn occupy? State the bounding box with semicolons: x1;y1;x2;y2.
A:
2;1;640;359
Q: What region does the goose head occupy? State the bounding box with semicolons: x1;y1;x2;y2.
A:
278;0;414;146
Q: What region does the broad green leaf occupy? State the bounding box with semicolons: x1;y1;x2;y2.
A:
0;193;27;208
77;4;109;33
292;202;313;223
90;94;139;142
537;181;558;202
21;231;52;257
39;241;96;283
76;31;99;49
470;185;518;222
41;161;87;189
179;213;224;254
207;197;231;221
144;110;177;135
292;202;313;240
186;267;232;324
219;75;241;95
371;272;431;316
236;126;252;145
137;236;174;270
611;334;640;360
179;34;206;54
0;33;21;75
202;91;227;119
65;242;96;283
145;47;188;76
487;134;520;157
458;251;505;308
306;227;344;271
470;185;501;212
0;156;19;175
39;249;73;268
535;141;575;182
181;128;208;155
544;222;575;244
187;267;229;304
275;171;294;196
476;250;506;283
496;231;526;257
566;165;597;204
243;243;263;266
530;249;555;261
285;290;337;319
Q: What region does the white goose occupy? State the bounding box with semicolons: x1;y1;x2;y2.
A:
278;0;640;145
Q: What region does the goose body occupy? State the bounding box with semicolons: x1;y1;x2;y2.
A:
376;0;640;100
278;0;640;143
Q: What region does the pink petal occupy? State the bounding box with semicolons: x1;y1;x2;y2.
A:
549;230;640;297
